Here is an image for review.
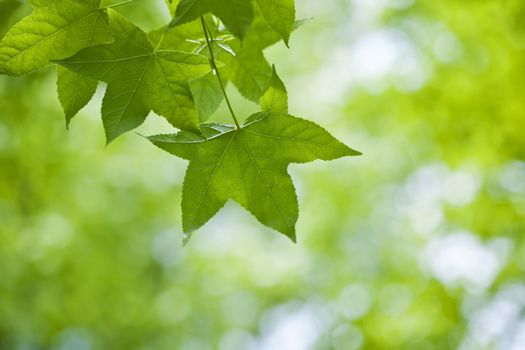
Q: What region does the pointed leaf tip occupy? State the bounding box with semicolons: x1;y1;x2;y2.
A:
346;147;362;156
256;0;295;48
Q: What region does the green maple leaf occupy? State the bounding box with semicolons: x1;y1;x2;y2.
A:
255;0;295;47
57;10;213;143
171;0;253;40
209;6;296;103
164;9;292;116
147;113;361;241
180;9;283;115
0;0;112;76
56;11;207;127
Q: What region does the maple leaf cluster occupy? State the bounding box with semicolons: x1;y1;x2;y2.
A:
0;0;360;241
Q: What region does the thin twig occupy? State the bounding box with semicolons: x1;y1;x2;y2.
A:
200;16;240;129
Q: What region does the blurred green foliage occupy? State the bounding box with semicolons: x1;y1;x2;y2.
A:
0;0;524;349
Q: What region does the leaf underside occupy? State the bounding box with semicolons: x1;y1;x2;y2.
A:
58;10;212;143
148;113;361;240
172;0;254;40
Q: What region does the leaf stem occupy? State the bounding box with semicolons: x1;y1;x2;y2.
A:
103;0;138;9
200;16;240;129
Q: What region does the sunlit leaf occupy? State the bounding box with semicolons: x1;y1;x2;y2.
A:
148;113;360;240
0;0;112;76
58;10;211;142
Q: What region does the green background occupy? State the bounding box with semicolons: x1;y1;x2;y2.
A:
1;0;524;349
